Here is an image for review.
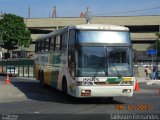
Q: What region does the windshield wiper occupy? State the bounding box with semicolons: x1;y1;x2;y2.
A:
92;67;101;80
92;64;107;79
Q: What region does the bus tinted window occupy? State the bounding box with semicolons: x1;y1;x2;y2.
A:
55;36;61;51
61;33;67;51
77;30;131;45
41;40;45;51
45;39;49;51
68;30;76;78
50;37;55;51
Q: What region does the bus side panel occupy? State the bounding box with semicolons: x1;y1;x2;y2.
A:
51;70;59;88
50;52;62;88
44;67;52;85
56;53;68;91
43;53;54;86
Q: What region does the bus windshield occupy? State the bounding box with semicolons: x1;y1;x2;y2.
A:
77;46;132;77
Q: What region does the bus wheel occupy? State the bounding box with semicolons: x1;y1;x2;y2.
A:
62;80;68;97
106;97;114;102
102;97;114;103
38;71;41;81
40;72;44;88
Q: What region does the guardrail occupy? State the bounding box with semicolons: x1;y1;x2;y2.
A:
0;59;35;77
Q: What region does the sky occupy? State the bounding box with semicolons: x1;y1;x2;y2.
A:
0;0;160;18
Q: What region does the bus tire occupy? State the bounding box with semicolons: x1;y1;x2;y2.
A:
40;72;45;88
38;70;41;81
107;97;114;101
62;78;68;97
102;97;114;103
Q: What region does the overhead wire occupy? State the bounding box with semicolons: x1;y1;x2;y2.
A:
93;6;160;16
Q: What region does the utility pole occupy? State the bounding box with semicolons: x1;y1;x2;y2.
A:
85;6;92;24
52;6;57;18
157;26;160;73
28;7;31;19
155;26;160;76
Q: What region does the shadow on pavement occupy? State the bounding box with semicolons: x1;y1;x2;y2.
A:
9;77;124;104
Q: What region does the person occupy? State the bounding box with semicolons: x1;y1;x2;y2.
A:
145;66;152;80
148;66;152;80
151;65;157;80
144;66;148;78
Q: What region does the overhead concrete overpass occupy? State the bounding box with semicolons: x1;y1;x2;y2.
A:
24;16;160;52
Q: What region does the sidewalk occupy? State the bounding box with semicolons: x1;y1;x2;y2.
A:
0;77;27;103
136;77;160;85
136;77;147;83
0;83;27;103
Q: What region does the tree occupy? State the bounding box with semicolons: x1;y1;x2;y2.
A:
148;32;160;49
0;13;32;52
148;32;160;57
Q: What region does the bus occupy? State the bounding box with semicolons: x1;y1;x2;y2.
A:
34;24;135;99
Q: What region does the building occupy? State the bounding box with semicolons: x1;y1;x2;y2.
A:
14;16;160;60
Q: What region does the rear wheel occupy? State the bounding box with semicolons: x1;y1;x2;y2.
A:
38;71;40;81
62;79;68;96
40;72;45;88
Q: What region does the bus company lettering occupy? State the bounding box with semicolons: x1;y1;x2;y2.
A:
83;78;99;82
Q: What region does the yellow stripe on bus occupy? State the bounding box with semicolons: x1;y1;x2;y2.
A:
44;69;52;85
123;77;132;81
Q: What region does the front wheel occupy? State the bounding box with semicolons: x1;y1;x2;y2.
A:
102;97;114;103
107;97;114;101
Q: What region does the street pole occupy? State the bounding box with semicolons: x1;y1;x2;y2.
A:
85;6;92;24
0;13;3;52
156;38;158;72
158;25;160;73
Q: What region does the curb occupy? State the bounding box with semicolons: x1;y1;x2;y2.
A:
146;80;160;85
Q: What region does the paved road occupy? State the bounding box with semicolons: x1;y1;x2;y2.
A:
0;77;160;120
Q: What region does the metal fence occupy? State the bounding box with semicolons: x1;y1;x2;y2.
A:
0;59;35;77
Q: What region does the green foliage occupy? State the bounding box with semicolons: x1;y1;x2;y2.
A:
148;32;160;57
0;13;32;51
155;32;160;38
148;32;160;50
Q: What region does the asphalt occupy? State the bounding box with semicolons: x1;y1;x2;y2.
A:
0;76;159;103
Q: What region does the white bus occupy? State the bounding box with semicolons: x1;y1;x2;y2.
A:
35;24;135;99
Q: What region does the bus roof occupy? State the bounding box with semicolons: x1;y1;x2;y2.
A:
70;24;129;31
36;24;129;41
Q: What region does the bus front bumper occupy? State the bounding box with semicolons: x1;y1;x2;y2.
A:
75;86;134;98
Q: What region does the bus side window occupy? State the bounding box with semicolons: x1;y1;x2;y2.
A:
50;37;55;51
48;38;51;51
68;30;76;78
41;40;44;52
43;39;46;51
45;38;49;51
39;40;42;52
35;41;37;52
61;33;67;51
55;35;61;51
